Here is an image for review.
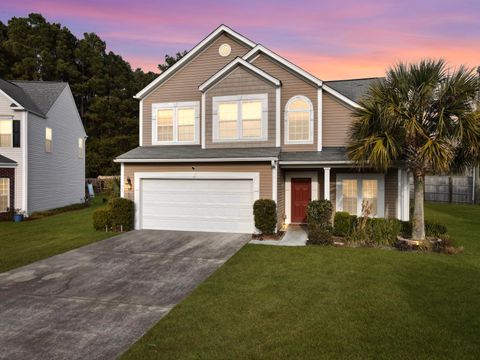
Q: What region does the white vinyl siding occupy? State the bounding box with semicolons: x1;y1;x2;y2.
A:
27;87;86;213
212;94;268;142
0;178;9;212
336;173;385;217
285;95;314;144
152;101;200;145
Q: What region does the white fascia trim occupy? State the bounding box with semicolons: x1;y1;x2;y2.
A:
201;93;206;149
135;25;256;99
0;163;17;168
115;157;277;163
133;171;260;230
139;99;144;146
21;111;28;214
285;171;319;224
317;88;323;151
323;85;362;109
243;45;323;87
120;162;125;198
199;57;280;92
275;87;281;147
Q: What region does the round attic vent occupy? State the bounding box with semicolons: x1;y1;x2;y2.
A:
218;43;232;57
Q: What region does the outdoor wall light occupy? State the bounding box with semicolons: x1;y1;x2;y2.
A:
125;177;132;191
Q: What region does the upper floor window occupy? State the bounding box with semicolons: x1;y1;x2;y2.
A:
45;127;52;153
0;119;12;147
285;95;313;144
213;94;268;142
78;138;84;158
152;101;199;145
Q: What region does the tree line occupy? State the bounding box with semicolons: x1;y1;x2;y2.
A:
0;13;185;177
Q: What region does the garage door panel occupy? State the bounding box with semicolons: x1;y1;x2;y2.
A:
140;178;255;233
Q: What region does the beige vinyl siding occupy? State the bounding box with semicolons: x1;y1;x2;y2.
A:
322;91;356;147
27;87;86;213
252;54;318;151
124;162;272;200
0;93;24;210
142;34;251;146
204;67;276;148
329;168;398;218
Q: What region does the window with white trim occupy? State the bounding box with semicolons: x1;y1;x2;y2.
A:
45;127;52;153
285;95;314;144
152;101;199;144
213;94;268;142
0;178;9;212
78;138;84;158
0;119;12;147
336;174;385;217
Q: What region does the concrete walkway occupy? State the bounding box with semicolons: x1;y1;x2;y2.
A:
0;230;250;360
250;226;308;246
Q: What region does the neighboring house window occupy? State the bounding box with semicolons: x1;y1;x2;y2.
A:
78;138;84;158
285;95;314;144
152;101;199;145
45;127;52;153
213;94;268;142
0;119;12;147
336;174;385;217
0;178;9;212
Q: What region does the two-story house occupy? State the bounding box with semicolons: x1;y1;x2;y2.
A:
115;25;410;233
0;79;86;216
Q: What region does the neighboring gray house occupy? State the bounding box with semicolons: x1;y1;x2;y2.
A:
0;79;86;215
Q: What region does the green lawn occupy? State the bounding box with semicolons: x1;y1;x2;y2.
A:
123;203;480;360
0;196;114;273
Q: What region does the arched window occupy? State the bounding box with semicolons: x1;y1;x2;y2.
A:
285;95;313;144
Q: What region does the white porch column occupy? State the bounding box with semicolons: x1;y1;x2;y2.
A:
324;167;331;200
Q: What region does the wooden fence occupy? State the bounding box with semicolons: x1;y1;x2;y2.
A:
409;175;474;204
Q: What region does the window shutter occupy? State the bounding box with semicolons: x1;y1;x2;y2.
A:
13;120;20;147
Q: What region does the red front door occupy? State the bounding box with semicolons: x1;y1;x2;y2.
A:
291;178;311;223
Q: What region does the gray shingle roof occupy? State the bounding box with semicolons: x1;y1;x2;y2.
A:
279;147;349;163
325;78;381;102
116;146;281;160
0;79;67;117
12;81;67;115
0;154;17;165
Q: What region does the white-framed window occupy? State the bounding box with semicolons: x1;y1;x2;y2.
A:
336;173;385;217
0;119;12;147
285;95;314;144
45;127;52;153
212;94;268;142
78;138;84;158
0;178;9;212
152;101;200;145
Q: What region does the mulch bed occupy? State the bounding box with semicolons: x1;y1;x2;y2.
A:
252;231;285;241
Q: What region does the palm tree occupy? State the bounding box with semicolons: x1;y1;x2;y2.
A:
348;59;480;240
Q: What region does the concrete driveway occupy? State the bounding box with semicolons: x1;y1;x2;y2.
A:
0;230;250;360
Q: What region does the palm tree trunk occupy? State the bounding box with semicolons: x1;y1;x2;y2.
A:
412;173;426;240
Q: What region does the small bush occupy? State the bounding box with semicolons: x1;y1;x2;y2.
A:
333;212;352;236
307;200;333;245
93;208;111;230
425;219;447;237
253;199;277;235
399;220;412;238
307;200;333;225
109;197;134;231
347;217;401;246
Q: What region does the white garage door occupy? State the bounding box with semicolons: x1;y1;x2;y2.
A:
140;178;255;233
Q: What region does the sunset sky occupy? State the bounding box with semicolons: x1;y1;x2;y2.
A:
1;0;479;80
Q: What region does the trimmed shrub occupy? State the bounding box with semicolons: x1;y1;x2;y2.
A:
425;220;447;237
333;211;352;236
109;197;134;231
93;208;111;230
307;200;333;245
253;199;277;234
